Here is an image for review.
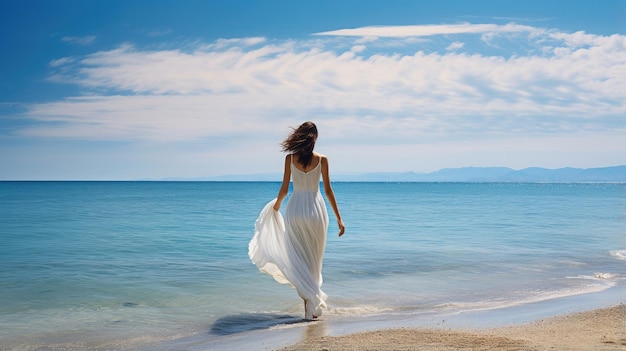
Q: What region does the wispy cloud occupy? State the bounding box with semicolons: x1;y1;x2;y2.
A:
313;23;543;37
49;57;75;67
62;35;96;45
446;41;465;51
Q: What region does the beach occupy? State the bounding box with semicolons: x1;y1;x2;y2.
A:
279;305;625;351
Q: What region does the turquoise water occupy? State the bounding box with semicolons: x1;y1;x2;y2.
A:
1;182;625;350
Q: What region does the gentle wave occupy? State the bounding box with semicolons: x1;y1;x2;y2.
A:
320;275;618;319
610;250;626;261
436;280;614;314
593;272;620;280
327;305;394;315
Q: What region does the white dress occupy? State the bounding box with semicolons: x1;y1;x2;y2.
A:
249;156;329;319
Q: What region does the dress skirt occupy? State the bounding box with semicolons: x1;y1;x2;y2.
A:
249;192;329;317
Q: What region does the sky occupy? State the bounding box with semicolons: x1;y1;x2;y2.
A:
1;0;625;180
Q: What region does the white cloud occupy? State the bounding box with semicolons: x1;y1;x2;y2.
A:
446;41;465;51
20;95;289;142
205;37;267;50
49;57;75;67
11;24;626;177
549;30;599;47
314;23;542;37
43;30;624;125
351;45;367;53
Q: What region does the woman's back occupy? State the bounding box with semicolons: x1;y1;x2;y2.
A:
290;154;322;192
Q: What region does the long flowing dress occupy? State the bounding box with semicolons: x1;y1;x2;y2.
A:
249;156;329;319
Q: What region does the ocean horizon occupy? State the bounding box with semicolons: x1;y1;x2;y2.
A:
1;181;624;350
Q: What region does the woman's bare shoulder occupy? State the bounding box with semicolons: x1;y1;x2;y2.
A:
314;152;327;158
314;152;329;165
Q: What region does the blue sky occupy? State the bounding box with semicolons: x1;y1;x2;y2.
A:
1;0;625;180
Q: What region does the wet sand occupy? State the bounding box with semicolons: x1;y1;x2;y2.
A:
278;305;625;351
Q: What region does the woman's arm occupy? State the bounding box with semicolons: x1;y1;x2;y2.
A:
321;156;345;236
273;154;291;211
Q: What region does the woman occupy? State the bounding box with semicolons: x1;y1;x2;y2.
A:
249;121;345;320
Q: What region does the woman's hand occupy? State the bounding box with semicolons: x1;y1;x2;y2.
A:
337;219;345;236
273;203;281;212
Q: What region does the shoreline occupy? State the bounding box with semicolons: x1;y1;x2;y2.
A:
165;286;626;351
279;304;626;351
2;289;624;350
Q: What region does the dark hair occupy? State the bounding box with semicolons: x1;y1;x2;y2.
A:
280;121;318;168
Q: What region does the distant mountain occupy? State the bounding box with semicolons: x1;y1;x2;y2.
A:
164;165;626;182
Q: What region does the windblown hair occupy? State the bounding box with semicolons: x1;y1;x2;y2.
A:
281;121;318;168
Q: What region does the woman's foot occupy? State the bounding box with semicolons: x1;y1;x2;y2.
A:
304;300;318;320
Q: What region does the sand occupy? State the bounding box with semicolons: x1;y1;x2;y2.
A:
278;305;626;351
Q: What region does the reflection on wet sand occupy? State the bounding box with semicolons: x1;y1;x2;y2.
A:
301;319;327;343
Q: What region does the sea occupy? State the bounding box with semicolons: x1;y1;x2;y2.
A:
1;181;624;350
